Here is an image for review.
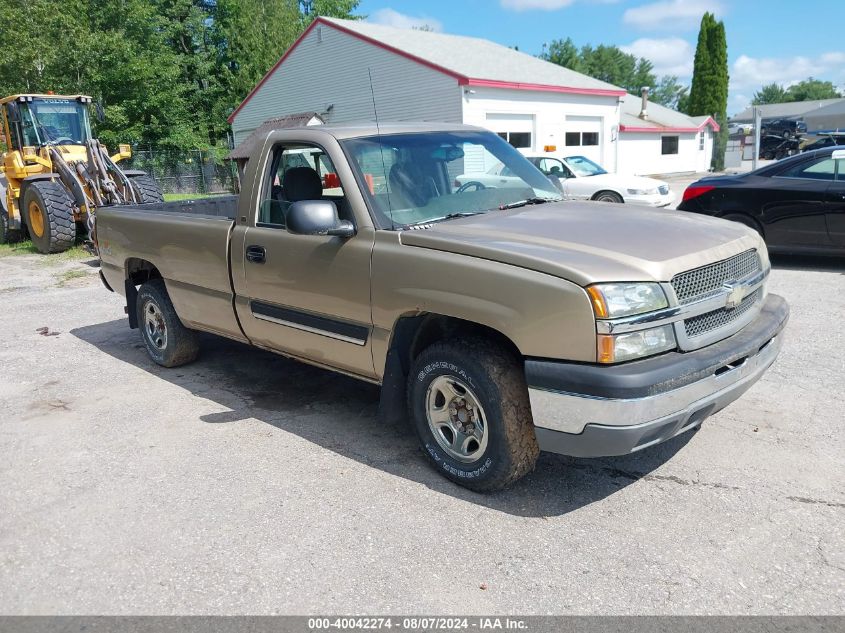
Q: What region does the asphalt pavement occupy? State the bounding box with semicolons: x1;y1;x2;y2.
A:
0;247;842;615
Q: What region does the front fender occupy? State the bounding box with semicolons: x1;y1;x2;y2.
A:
370;233;597;371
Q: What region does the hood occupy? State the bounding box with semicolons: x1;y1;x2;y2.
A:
399;201;764;287
584;173;667;190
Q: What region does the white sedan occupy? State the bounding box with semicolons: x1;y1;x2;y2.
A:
457;156;674;207
527;155;674;207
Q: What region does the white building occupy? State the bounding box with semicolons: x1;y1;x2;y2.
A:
228;17;717;176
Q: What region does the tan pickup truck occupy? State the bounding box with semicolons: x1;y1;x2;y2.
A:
97;123;789;491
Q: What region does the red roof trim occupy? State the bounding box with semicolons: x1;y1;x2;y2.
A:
228;18;628;123
464;78;626;97
619;116;720;134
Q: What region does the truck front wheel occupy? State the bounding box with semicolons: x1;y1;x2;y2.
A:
408;339;539;491
136;279;199;367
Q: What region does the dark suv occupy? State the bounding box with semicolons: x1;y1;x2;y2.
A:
761;118;807;138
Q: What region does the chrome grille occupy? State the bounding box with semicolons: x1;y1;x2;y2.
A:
658;185;669;195
684;288;762;338
671;250;761;305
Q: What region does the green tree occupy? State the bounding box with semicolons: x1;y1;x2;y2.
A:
752;83;788;105
540;38;581;72
686;12;729;170
651;75;689;110
785;78;841;102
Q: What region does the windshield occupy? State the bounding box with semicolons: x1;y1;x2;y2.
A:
341;131;561;229
565;155;608;177
20;98;92;146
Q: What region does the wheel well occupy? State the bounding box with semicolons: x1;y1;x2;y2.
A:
717;212;764;237
378;313;522;425
125;258;162;286
591;189;623;202
399;314;521;372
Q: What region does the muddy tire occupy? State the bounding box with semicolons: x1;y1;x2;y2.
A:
22;181;76;253
408;338;539;492
136;279;199;368
129;174;164;204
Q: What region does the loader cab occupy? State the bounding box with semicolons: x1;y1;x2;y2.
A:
1;94;93;152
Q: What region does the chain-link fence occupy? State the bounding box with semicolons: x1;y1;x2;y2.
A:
123;148;237;195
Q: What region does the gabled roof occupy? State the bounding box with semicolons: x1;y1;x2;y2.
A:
618;93;719;133
228;17;626;124
226;112;323;160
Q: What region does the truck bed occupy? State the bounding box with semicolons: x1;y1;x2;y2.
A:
97;195;242;339
111;194;239;219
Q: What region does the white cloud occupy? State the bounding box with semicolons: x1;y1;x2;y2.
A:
620;37;694;78
731;52;845;92
500;0;576;9
623;0;724;30
369;8;443;32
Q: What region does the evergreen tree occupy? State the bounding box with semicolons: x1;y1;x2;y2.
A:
686;12;729;171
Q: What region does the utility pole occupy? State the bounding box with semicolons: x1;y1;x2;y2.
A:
752;106;762;170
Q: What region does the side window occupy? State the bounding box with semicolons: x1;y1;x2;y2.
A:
258;144;346;227
778;158;837;181
661;136;679;155
538;158;571;178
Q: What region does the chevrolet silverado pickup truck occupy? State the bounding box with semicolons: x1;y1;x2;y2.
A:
97;123;789;491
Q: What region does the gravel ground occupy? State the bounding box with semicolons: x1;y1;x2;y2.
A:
0;248;842;615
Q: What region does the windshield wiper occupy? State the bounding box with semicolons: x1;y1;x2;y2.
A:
405;211;482;227
498;197;560;210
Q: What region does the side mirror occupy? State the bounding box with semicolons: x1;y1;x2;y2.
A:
286;200;355;238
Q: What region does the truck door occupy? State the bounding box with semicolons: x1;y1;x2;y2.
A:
825;150;845;247
231;141;377;379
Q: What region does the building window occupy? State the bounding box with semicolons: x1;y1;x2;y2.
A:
662;136;679;155
699;132;705;150
497;131;532;149
566;131;600;146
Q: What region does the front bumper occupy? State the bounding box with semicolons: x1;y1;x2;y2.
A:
628;191;675;208
527;294;789;458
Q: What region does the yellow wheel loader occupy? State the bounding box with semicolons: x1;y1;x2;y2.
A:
0;93;162;253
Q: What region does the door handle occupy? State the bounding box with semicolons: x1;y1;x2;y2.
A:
246;245;266;264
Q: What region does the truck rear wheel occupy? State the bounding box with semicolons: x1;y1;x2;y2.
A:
408;338;539;491
129;174;164;204
22;181;76;253
136;279;199;367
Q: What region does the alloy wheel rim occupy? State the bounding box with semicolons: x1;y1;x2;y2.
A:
144;300;167;350
425;375;488;463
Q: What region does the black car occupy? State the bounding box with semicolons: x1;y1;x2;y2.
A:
677;147;845;255
761;118;808;139
801;134;845;152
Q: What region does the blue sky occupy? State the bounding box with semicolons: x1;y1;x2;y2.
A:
358;0;845;116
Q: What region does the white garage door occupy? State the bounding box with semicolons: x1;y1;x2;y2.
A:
564;115;603;165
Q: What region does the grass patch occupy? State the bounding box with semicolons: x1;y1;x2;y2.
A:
0;241;39;257
55;268;90;287
0;240;93;263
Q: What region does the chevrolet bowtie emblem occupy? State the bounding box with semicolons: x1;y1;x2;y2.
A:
723;281;746;310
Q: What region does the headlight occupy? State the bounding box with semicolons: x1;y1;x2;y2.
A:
598;325;676;363
587;283;669;319
627;187;658;195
